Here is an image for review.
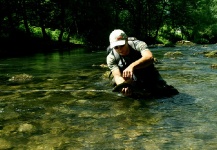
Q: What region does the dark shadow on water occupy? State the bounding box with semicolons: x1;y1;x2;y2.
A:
167;92;197;105
130;92;195;106
102;89;196;112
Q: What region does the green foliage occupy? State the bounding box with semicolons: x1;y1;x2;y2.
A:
157;25;183;44
118;10;132;30
1;0;217;53
210;24;217;43
18;23;85;44
191;23;217;44
31;27;44;38
69;34;85;44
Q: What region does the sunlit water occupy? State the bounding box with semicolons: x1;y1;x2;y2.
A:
0;45;217;149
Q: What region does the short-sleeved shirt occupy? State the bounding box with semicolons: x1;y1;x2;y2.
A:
106;40;165;88
106;40;148;72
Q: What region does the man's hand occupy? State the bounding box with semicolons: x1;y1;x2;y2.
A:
123;65;134;79
121;87;132;96
122;50;154;79
112;82;133;96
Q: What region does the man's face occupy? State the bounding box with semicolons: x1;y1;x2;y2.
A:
114;41;129;56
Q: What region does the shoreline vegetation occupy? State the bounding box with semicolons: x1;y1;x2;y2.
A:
0;31;202;58
0;27;216;58
1;0;217;58
0;38;215;58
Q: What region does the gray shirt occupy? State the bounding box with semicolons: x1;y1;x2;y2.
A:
106;40;148;72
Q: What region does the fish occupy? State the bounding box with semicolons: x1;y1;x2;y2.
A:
112;82;152;98
112;82;132;92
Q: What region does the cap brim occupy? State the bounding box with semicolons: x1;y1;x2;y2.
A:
110;40;126;48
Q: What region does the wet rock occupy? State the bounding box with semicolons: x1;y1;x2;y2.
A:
101;71;111;80
211;64;217;69
204;50;217;58
164;51;183;57
8;73;33;83
176;40;195;46
153;57;162;64
27;134;70;150
76;99;88;104
0;109;20;121
18;123;35;133
0;138;12;149
100;64;108;68
2;124;17;135
92;63;108;68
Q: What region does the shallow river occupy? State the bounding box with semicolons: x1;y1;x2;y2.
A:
0;44;217;149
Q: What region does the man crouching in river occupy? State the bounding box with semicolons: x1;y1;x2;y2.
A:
106;29;179;97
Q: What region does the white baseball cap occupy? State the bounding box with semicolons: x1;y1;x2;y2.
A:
109;29;128;48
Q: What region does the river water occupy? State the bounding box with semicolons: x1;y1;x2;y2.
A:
0;44;216;149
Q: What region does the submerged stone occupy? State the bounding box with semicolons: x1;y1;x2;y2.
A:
8;73;33;83
164;51;183;57
0;138;12;149
211;64;217;69
18;123;35;133
101;71;112;80
176;40;195;46
204;50;217;58
92;63;108;68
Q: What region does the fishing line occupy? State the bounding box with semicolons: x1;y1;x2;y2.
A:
0;89;110;93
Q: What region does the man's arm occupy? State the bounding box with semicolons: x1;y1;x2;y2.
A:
106;54;128;84
112;68;132;96
122;49;154;78
132;49;154;69
112;68;125;85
